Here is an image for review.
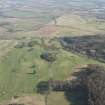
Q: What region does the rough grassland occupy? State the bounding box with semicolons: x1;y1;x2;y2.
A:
49;15;105;36
0;40;16;59
0;38;103;103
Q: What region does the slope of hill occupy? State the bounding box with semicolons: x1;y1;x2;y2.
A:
35;14;105;37
0;38;104;103
0;0;105;38
0;0;105;105
55;14;105;36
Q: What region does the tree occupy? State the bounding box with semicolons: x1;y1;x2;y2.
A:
37;81;49;105
40;51;56;63
84;64;105;105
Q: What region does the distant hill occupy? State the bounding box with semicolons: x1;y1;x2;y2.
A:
1;0;105;10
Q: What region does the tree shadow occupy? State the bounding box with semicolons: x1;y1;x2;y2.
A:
36;68;89;105
64;67;89;105
65;89;88;105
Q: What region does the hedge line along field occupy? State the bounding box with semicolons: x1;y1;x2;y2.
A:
0;38;103;102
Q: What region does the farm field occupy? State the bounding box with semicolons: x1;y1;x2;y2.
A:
1;14;105;38
0;0;105;38
49;14;105;36
0;0;105;105
0;38;103;104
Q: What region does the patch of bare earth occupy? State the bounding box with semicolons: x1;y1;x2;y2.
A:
0;95;45;105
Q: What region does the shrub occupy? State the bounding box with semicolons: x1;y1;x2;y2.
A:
40;51;57;63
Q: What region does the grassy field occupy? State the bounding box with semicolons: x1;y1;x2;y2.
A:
16;14;105;37
0;38;103;104
0;7;105;105
51;15;105;36
0;12;105;105
0;1;105;104
1;13;105;39
0;40;16;59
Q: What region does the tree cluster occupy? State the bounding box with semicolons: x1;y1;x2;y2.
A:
40;51;57;63
60;35;105;62
37;64;105;105
48;79;83;91
84;64;105;105
48;64;105;105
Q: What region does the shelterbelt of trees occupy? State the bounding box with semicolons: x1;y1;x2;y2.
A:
60;35;105;63
44;64;105;105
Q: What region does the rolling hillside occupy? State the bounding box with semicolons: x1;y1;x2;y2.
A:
0;0;105;105
0;38;104;104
